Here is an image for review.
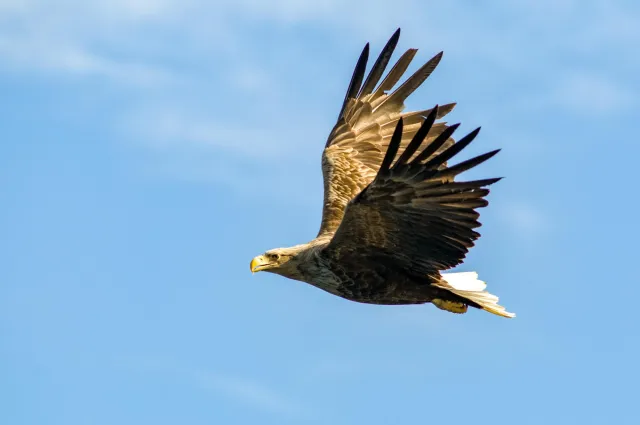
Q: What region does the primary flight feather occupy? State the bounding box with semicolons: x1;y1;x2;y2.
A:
250;28;515;318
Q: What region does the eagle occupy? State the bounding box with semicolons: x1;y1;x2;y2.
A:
250;28;515;318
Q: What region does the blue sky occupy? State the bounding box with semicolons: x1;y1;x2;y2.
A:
2;0;640;424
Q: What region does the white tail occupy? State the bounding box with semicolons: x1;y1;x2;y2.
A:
435;272;516;318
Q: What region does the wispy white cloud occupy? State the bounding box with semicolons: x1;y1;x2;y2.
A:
124;107;280;159
3;0;638;80
118;356;310;419
122;103;322;160
496;201;548;237
124;105;323;206
547;72;635;116
483;70;636;119
194;370;308;418
2;0;638;185
229;65;278;95
0;35;176;86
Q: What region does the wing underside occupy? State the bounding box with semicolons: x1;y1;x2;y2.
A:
318;28;458;237
322;113;501;276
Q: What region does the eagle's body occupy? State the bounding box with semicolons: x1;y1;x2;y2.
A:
250;29;515;318
265;238;448;305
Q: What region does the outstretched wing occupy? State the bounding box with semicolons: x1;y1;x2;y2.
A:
321;115;500;277
318;28;457;237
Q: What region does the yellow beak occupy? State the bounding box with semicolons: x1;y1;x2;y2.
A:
250;255;267;273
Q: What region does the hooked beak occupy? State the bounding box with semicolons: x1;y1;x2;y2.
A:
250;255;269;273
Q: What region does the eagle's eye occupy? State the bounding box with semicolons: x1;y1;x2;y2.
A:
269;253;280;261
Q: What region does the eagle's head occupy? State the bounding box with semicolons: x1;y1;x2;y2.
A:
250;245;307;279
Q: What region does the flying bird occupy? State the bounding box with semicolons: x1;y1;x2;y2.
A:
250;28;515;318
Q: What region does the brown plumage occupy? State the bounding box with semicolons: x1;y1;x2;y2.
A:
250;28;515;318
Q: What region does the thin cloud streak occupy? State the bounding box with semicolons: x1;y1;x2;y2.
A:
496;201;548;238
194;371;309;418
2;0;637;184
548;72;635;116
118;356;311;420
0;36;177;86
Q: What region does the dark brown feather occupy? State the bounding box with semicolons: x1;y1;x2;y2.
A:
318;30;455;237
358;28;401;98
321;119;500;278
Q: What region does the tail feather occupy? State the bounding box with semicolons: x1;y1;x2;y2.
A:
435;272;515;318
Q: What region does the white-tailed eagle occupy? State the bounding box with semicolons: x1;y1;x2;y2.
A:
250;29;515;318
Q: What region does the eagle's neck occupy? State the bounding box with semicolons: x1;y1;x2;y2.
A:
274;237;332;282
275;237;342;296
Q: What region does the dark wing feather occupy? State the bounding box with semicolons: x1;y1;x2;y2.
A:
358;28;400;98
318;28;456;237
337;42;369;120
321;117;500;276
